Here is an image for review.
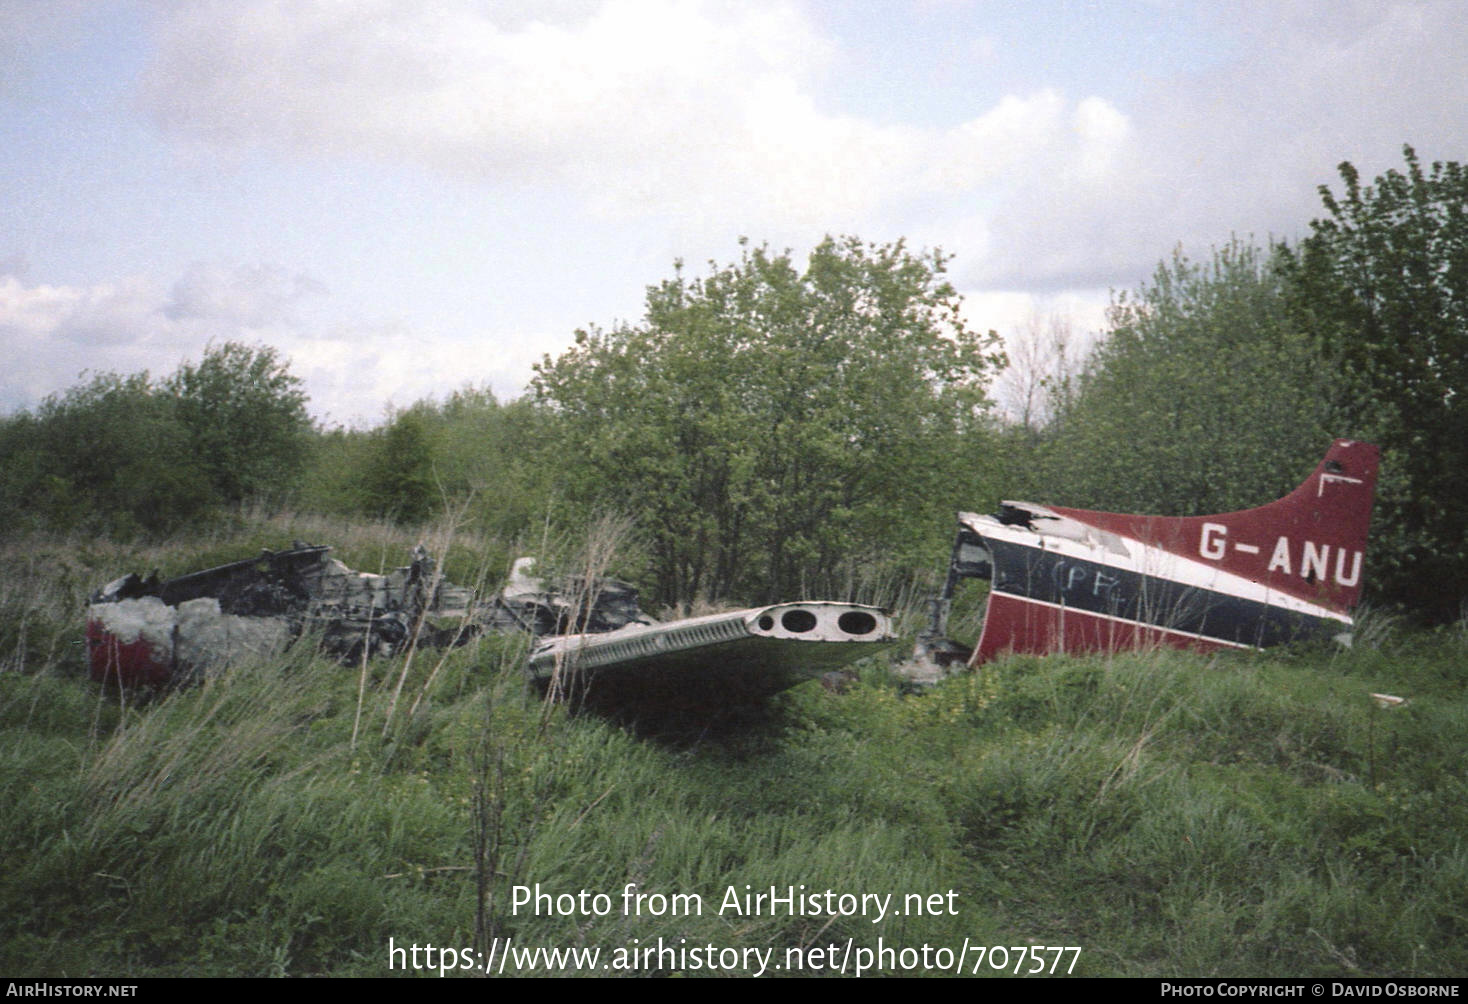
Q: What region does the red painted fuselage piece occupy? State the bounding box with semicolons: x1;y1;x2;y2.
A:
86;613;174;687
968;440;1380;664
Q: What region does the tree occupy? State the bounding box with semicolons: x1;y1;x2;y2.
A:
0;343;313;538
0;372;212;536
1042;239;1333;517
165;342;311;505
533;236;1005;607
994;310;1081;434
362;407;440;525
1281;146;1468;619
432;388;558;540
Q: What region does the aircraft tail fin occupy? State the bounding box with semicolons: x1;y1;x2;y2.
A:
1049;439;1380;613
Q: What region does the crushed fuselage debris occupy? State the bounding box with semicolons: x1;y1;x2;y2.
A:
86;545;653;687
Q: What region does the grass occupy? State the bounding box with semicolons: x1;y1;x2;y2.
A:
2;516;1466;976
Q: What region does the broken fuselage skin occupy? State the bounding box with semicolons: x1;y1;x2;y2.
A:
85;543;481;687
528;601;897;709
936;439;1379;665
87;545;331;687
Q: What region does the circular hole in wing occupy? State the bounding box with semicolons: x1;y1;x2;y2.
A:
780;609;818;633
837;611;877;635
757;614;774;631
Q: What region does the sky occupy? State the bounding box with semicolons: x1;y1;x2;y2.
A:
2;0;1464;427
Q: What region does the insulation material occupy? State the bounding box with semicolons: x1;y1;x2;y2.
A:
173;598;292;678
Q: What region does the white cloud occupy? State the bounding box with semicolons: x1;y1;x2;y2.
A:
289;321;553;427
1;263;311;407
0;263;546;425
26;0;1461;429
143;2;837;191
2;274;152;406
139;1;1135;240
0;272;182;381
962;287;1110;344
964;288;1109;425
923;90;1069;192
964;0;1468;290
164;263;326;327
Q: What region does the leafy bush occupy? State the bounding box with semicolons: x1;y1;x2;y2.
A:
1042;239;1331;516
533;235;1006;607
0;343;310;539
1282;147;1468;621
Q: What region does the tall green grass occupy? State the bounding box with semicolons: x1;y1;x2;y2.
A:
2;518;1465;976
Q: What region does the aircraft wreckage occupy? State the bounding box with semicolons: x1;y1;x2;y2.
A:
87;547;654;688
912;439;1380;677
527;602;895;707
86;440;1376;703
86;547;895;705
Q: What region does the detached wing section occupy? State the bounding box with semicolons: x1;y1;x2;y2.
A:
528;602;896;709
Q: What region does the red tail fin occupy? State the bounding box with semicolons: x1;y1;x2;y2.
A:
1048;440;1379;614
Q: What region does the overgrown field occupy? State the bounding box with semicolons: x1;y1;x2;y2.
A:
2;519;1465;977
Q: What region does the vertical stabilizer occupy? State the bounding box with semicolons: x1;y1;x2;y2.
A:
1047;439;1379;614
